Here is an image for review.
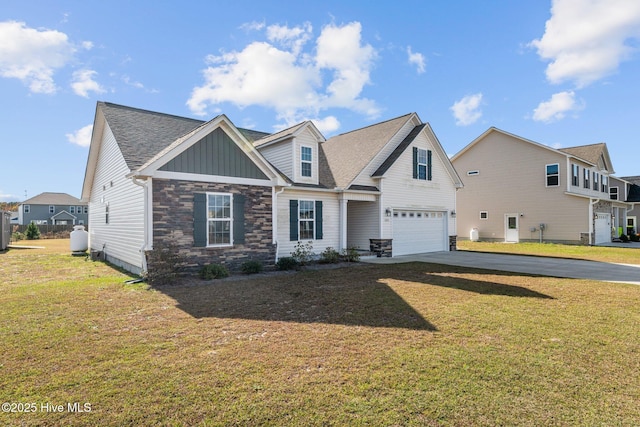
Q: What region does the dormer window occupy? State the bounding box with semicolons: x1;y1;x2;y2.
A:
301;146;312;177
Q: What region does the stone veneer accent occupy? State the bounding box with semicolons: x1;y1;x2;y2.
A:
150;178;276;273
369;238;392;257
449;235;457;251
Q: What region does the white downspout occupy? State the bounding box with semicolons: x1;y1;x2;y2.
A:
131;176;152;273
273;186;286;261
589;198;600;245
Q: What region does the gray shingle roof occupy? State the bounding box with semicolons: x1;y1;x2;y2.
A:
99;102;205;170
21;192;83;205
320;113;413;189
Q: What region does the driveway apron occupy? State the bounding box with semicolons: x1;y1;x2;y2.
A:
363;251;640;285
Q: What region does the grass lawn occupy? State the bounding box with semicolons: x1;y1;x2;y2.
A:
1;239;639;426
458;240;640;265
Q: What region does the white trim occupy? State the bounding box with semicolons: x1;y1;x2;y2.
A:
206;192;233;248
300;144;313;178
480;211;488;220
545;163;560;187
151;170;274;187
298;199;316;241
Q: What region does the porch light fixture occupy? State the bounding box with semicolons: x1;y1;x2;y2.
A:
385;208;392;217
450;210;456;218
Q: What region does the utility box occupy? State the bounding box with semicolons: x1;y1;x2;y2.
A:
470;228;479;242
1;211;11;251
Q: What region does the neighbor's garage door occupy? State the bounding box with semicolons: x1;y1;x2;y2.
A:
392;210;446;256
594;213;612;245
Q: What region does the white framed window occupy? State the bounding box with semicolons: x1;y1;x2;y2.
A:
207;193;233;246
70;206;76;214
83;206;88;214
571;164;580;186
417;148;428;180
601;175;608;193
546;164;559;187
467;170;480;176
480;211;488;220
49;205;55;214
23;205;30;213
299;200;315;240
610;186;618;200
593;172;599;191
301;146;312;177
584;169;590;189
105;203;109;224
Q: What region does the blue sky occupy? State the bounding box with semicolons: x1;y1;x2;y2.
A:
2;0;640;202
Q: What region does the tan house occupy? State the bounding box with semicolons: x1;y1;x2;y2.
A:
451;127;631;245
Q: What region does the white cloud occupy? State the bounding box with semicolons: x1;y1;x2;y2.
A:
532;91;583;122
187;21;380;128
310;115;340;134
71;69;105;98
530;0;640;87
0;20;77;94
66;124;93;147
407;46;426;74
450;93;483;126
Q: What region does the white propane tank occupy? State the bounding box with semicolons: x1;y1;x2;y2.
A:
70;225;89;254
470;228;479;242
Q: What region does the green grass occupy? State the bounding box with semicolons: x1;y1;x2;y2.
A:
458;240;640;264
1;239;639;426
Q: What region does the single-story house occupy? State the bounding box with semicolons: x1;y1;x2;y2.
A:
451;127;632;245
18;192;88;226
81;102;463;275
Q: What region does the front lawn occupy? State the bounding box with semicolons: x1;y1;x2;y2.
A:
1;240;639;426
458;240;640;264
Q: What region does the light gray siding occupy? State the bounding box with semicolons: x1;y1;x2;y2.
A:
88;123;145;274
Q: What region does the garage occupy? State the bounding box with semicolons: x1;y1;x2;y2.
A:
594;213;612;245
392;210;447;256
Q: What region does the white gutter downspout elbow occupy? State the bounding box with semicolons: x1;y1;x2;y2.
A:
131;176;151;273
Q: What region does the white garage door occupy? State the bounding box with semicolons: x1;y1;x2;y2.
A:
392;210;446;256
594;213;611;245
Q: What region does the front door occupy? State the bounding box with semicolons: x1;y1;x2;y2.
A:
505;214;519;243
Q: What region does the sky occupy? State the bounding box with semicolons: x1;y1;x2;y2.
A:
1;0;640;202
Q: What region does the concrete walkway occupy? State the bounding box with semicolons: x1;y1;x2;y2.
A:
363;251;640;285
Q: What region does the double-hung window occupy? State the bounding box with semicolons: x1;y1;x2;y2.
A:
593;172;599;191
207;193;232;246
571;164;580;186
414;148;432;181
70;206;76;214
301;146;312;177
601;175;608;193
610;186;618;200
584;169;590;189
23;205;30;213
49;205;55;214
546;164;559;186
298;200;315;240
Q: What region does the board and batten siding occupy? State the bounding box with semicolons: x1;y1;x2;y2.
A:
275;189;340;259
89;124;145;274
381;132;457;238
453;131;589;243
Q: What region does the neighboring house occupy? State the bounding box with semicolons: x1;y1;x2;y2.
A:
18;192;88;226
451;127;631;245
81;102;463;275
620;176;640;235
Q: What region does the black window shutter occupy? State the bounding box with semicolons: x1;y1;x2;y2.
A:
427;150;433;181
315;200;323;240
193;193;207;247
289;199;298;241
412;147;418;179
233;194;245;244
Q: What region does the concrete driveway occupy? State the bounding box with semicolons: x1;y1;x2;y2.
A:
363;251;640;285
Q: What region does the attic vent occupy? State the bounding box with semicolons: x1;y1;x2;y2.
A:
467;170;480;176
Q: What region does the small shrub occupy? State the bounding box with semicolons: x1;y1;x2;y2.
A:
342;246;361;263
241;260;264;274
25;222;41;240
630;234;640;242
276;256;299;271
11;231;25;241
320;247;341;264
620;233;629;242
291;241;313;265
199;264;229;280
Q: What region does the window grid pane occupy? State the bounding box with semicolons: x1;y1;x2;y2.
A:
299;200;315;240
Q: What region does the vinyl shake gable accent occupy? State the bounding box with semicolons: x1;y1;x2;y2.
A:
82;102;462;276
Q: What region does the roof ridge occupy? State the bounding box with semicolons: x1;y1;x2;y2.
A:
330;113;414;138
99;101;204;124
